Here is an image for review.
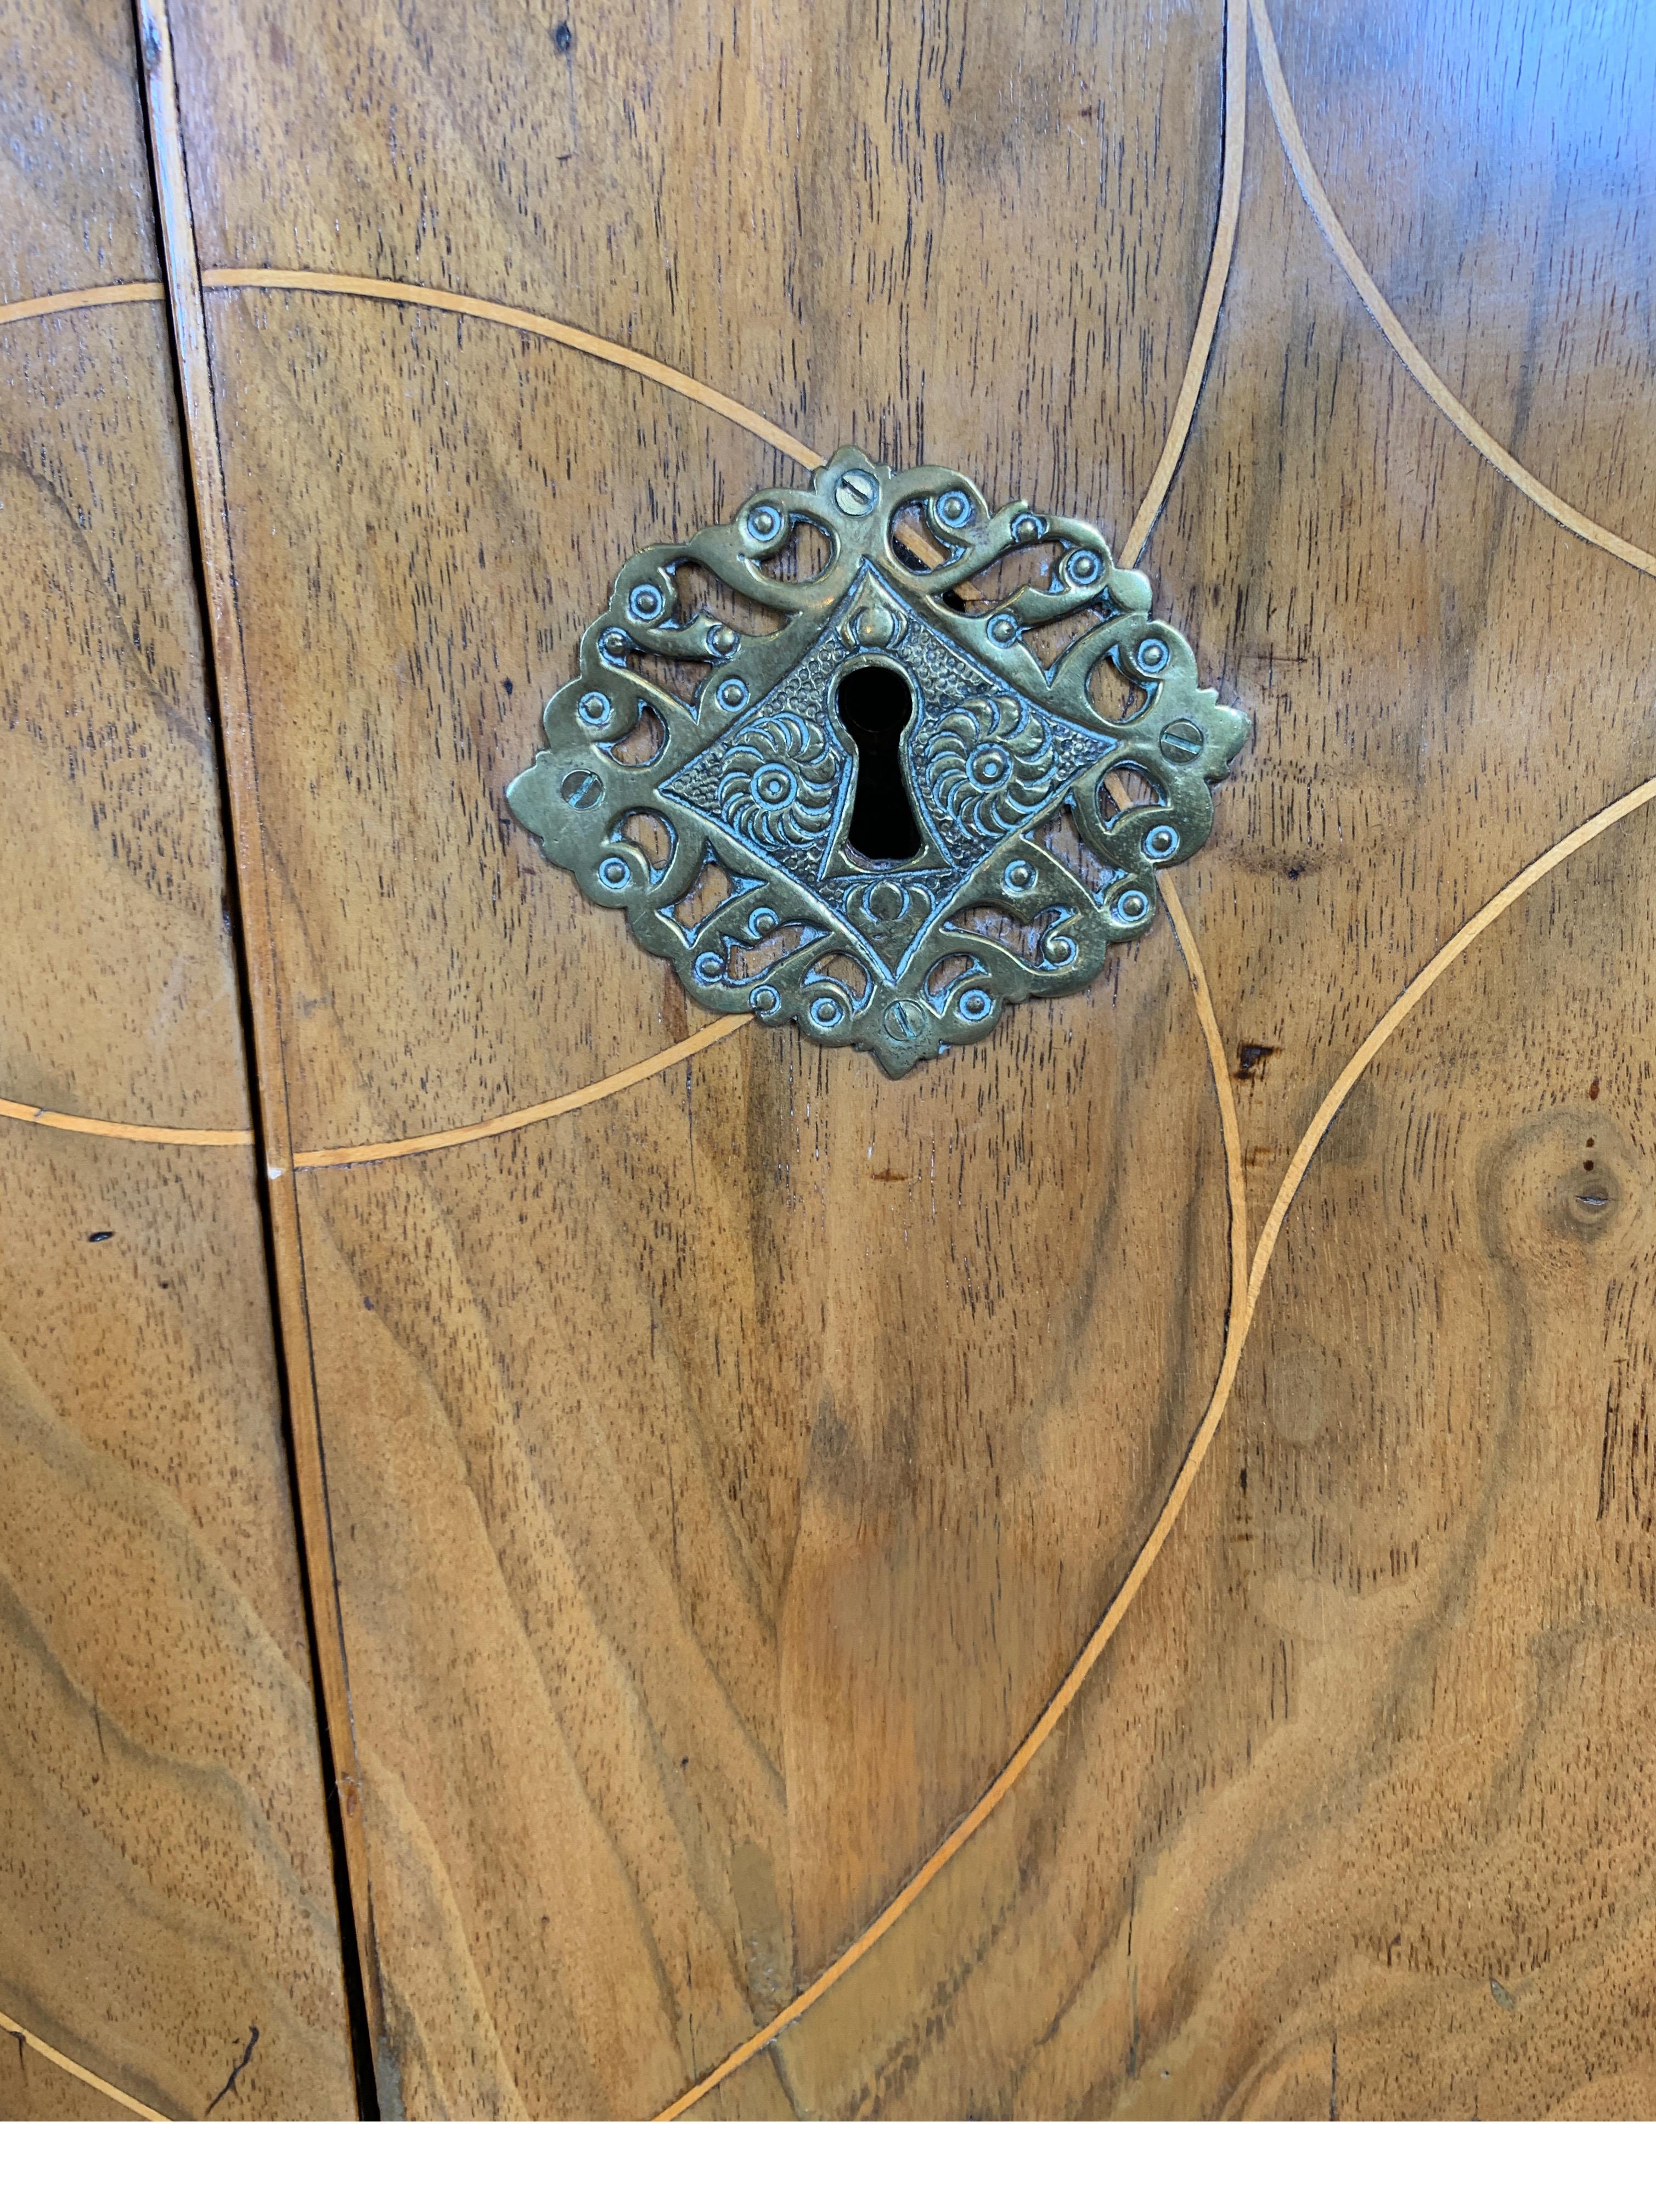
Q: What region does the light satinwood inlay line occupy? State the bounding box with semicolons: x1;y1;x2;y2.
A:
291;1017;752;1168
1118;0;1248;570
2;38;1651;1169
0;280;164;323
0;1097;251;1146
1250;0;1656;582
199;267;823;470
9;0;1651;2124
0;2006;169;2122
656;772;1656;2117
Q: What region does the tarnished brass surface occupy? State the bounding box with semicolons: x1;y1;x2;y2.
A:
509;448;1247;1072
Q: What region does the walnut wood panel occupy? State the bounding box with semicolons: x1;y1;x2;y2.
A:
689;800;1656;2120
0;2034;143;2123
291;975;1226;2117
142;0;1656;2121
1151;40;1656;1237
197;300;749;1147
0;0;353;2121
171;0;1224;518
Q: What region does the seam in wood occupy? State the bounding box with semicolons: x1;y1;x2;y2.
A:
134;0;386;2115
1250;0;1656;582
0;2006;170;2121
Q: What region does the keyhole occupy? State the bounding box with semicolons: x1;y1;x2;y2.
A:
836;664;922;861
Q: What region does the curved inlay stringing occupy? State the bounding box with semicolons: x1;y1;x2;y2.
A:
1250;0;1656;583
7;0;1655;2121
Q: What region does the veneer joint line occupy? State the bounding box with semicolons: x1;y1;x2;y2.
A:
133;0;386;2119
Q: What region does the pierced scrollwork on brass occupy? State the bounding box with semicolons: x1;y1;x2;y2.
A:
507;447;1249;1074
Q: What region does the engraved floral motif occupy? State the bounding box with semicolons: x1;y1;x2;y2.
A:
508;446;1249;1073
716;713;841;849
922;693;1057;839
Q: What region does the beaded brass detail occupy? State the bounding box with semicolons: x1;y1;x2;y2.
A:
507;448;1248;1074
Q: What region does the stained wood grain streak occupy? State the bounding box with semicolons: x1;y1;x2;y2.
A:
1250;0;1656;579
133;0;382;2104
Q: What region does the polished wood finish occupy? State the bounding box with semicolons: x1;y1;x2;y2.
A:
4;0;1653;2120
0;0;353;2122
160;0;1235;2121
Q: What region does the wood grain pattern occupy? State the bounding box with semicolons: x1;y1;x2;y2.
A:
687;797;1656;2119
0;0;353;2120
160;0;1254;2117
0;2014;149;2121
171;0;1225;522
8;0;1646;2121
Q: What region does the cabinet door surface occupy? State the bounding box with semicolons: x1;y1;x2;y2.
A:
0;0;356;2123
4;0;1654;2123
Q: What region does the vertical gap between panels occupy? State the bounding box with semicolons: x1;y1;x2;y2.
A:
129;0;387;2120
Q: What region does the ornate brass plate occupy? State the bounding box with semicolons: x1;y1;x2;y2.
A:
508;448;1247;1074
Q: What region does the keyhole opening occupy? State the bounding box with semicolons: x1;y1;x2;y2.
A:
836;664;922;861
